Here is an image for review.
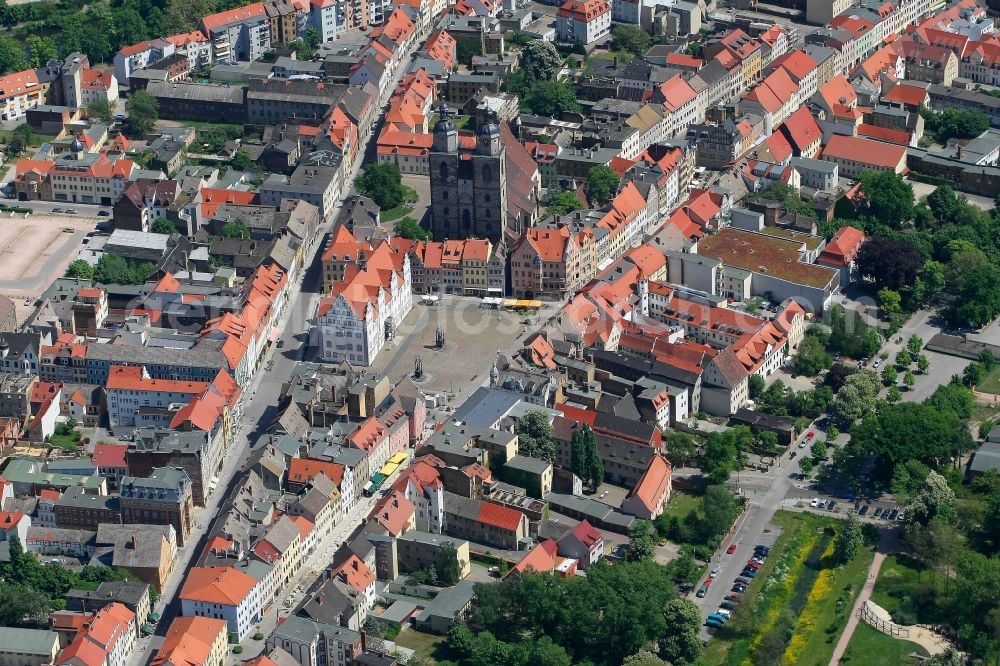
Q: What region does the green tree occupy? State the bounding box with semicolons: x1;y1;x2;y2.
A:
827;425;840;441
151;218;176;234
659;598;703;665
622;650;669;666
0;37;27;74
230;149;254;171
515;411;555;462
587;165;619;205
917;354;930;373
547;191;584;215
980;349;996;372
88;98;114;124
221;220;250;239
965;362;984;387
665;431;697;466
522;80;581;117
877;288;902;316
810;439;828;461
946;263;1000;328
834;511;864;564
518;41;562;85
798;456;814;476
882;364;898;386
25;35;57;68
887;385;902;403
858;171;914;228
904;370;915;388
436;542;463;586
393;217;431;240
356;163;406;210
125;91;158;138
895;350;912;367
610;25;652;55
305;27;322;48
832;369;882;423
906;470;956;524
287;38;312;60
794;335;832;376
65;260;94;280
628;521;656;561
916;260;945;304
748;373;766;400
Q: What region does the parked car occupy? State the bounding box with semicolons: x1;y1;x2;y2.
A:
725;593;744;602
810;498;820;507
828;501;838;511
696;585;708;598
709;568;719;578
888;508;899;520
702;578;713;589
727;543;738;554
736;577;752;586
716;609;732;618
707;613;729;624
98;210;110;216
873;507;883;518
873;359;883;368
732;584;747;593
720;601;738;611
740;569;757;578
65;209;78;214
897;511;906;521
52;207;63;213
705;617;725;628
806;431;816;440
745;561;762;570
754;545;770;554
859;505;870;515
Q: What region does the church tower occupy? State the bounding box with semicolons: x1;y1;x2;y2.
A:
428;103;461;239
470;110;507;241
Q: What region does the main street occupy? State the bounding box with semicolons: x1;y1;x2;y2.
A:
127;40;423;666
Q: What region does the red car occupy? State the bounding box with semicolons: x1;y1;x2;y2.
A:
806;431;816;440
702;578;713;588
745;560;762;570
726;543;738;554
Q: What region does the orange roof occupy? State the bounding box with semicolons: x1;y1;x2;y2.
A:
201;2;266;31
769;49;817;83
92;443;128;468
780;107;821;153
0;69;41;101
511;540;557;574
289;515;314;540
165;30;208;47
0;511;26;528
200;188;257;219
857;123;910;145
822;134;906;169
152;617;228;666
369;489;415;536
478;501;524;532
627;455;671;512
557;0;610;21
818;74;857;112
288;458;345;487
819;225;865;265
521;226;571;262
180;567;257;606
665;53;703;68
660;75;697;112
880;83;928;107
106;364;209;394
332;555;375;593
81;68;114;90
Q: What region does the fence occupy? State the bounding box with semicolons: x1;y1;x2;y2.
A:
860;600;910;638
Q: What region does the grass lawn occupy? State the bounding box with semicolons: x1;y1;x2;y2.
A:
699;511;875;666
394;629;459;666
48;430;83;449
661;490;701;520
0;130;56;147
870;554;951;626
977;365;1000;394
381;205;414;222
840;622;929;665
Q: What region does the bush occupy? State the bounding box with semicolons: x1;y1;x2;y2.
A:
232;646;243;654
252;632;264;640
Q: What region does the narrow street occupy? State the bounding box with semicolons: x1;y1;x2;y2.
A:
127;40;423;666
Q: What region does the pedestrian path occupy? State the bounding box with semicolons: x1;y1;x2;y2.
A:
828;551;887;665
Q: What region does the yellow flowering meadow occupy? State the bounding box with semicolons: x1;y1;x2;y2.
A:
780;541;839;666
744;533;819;663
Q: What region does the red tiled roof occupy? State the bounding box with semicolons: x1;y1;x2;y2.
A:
822;134;906;169
478;502;524;532
627;455;671;513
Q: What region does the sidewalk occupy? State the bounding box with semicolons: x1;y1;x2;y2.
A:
828;551;886;665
